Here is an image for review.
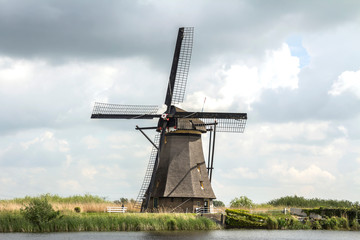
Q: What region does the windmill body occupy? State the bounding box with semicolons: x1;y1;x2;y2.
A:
146;115;216;212
91;27;247;212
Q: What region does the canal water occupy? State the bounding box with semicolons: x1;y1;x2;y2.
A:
1;230;360;240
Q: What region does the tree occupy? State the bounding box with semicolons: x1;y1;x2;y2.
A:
21;197;60;229
230;196;254;208
213;200;225;207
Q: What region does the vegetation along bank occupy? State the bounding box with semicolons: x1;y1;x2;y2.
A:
0;194;359;232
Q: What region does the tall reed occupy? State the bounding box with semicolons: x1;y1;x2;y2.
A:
0;212;219;233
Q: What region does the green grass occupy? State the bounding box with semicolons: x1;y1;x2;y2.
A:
0;212;220;232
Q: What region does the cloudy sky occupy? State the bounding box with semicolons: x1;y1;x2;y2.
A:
1;0;360;205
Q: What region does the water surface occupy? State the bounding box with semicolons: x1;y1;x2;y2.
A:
1;230;360;240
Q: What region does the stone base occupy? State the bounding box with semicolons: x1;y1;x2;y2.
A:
145;197;213;213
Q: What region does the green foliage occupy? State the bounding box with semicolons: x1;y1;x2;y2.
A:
351;219;359;230
225;209;267;229
266;216;278;229
114;198;129;205
329;216;339;230
302;206;360;226
288;218;303;230
213;200;225;207
339;217;349;230
230;196;254;208
277;218;287;229
74;207;81;213
20;198;60;230
268;195;354;208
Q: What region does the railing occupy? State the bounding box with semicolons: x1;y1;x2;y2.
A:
195;207;221;214
106;206;127;213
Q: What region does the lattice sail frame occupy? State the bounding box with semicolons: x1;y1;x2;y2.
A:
134;133;160;209
171;27;194;105
175;118;246;133
92;102;159;118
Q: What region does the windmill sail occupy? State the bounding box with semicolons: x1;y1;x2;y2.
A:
134;133;160;209
172;111;247;133
164;27;194;108
171;27;194;105
91;102;160;119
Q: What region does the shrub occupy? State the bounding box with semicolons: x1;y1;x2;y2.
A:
225;209;267;229
288;218;303;230
339;217;349;230
268;195;353;208
74;207;81;213
213;200;225;207
277;218;287;229
20;197;60;229
266;216;278;229
320;218;331;230
303;219;312;230
230;196;254;208
329;217;339;230
351;219;359;230
312;220;322;230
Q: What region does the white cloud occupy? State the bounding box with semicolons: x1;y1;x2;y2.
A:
21;131;69;152
81;167;98;179
265;164;336;184
82;135;100;149
184;43;300;110
57;180;82;192
223;167;258;180
260;43;300;90
329;69;360;98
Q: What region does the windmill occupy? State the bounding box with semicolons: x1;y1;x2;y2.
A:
91;27;247;212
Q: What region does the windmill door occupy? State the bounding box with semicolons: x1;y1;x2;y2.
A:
153;198;158;208
204;200;209;213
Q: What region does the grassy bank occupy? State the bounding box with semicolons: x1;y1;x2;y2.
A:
0;212;219;233
225;209;360;231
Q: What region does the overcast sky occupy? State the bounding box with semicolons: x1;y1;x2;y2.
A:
1;0;360;205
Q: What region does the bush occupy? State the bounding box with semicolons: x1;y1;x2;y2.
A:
268;195;353;208
312;220;322;230
213;200;225;207
320;218;331;230
339;217;349;230
225;209;267;229
266;216;278;229
288;218;303;230
74;207;81;213
329;217;339;230
351;219;359;230
230;196;254;208
20;197;60;229
277;218;287;229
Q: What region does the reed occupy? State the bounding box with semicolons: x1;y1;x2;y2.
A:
0;212;219;233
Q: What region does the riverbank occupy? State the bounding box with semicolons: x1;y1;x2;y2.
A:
225;209;360;231
0;212;220;233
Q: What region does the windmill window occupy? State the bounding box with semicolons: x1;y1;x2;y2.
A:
200;181;204;190
196;163;201;173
